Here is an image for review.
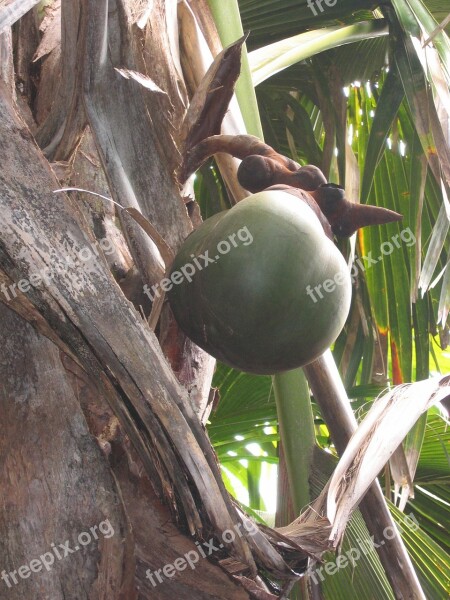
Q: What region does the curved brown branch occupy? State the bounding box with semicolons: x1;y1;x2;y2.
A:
180;133;300;182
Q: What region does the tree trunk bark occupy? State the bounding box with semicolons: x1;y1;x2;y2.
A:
0;302;251;599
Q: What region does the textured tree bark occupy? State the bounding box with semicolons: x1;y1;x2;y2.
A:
0;303;251;599
0;303;131;599
80;0;217;413
0;77;255;568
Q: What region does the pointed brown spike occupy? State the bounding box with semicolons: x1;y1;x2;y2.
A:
332;203;403;237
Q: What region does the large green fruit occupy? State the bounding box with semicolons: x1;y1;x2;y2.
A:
167;190;351;374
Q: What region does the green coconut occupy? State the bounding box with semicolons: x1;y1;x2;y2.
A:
167;190;351;374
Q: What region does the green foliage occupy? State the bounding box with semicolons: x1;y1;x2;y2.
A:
206;1;450;597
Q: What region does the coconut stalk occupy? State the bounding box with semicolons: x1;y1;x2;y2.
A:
304;351;426;599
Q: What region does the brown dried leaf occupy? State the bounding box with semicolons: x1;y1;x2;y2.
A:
181;34;248;154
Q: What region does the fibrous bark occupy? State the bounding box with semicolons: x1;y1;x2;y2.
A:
0;304;131;600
